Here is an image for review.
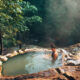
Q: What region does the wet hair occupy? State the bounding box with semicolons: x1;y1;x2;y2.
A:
50;43;56;48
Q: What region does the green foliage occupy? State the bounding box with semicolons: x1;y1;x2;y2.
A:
20;1;42;23
0;0;42;47
3;38;17;48
21;1;38;13
16;1;42;45
25;16;42;23
0;0;24;47
0;0;23;31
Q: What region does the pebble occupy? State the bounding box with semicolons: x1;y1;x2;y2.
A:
67;60;80;66
19;50;24;54
13;51;19;55
5;53;13;58
0;56;8;61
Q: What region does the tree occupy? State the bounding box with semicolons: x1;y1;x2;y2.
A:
0;0;24;54
0;0;42;53
16;1;42;46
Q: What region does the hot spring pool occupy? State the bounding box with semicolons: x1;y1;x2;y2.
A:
2;51;62;76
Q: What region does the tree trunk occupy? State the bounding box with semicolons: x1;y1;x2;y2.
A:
17;32;22;49
0;32;2;55
19;44;22;49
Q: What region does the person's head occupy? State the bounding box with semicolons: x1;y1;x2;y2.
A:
50;43;56;49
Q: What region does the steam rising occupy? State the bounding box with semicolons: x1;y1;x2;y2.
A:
45;0;80;43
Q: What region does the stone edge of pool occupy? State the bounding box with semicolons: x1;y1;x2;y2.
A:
0;66;80;80
0;48;64;77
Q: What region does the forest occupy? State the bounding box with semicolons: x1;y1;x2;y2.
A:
0;0;80;54
0;0;80;79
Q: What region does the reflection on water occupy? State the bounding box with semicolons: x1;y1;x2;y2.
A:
2;51;62;76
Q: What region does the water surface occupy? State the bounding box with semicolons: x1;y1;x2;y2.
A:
2;51;62;76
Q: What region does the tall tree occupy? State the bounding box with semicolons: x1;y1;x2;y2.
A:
0;0;42;53
16;1;42;45
0;0;24;54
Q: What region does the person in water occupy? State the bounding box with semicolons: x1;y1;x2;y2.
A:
50;43;58;60
43;43;58;61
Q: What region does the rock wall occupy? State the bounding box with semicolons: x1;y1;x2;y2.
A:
0;66;80;80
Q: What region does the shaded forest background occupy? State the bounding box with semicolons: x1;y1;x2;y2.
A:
1;0;80;50
23;0;80;46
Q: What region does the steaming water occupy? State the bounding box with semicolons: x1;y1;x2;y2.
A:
2;51;62;76
45;0;80;42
